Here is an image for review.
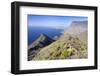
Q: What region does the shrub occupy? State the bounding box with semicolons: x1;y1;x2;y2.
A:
60;49;73;59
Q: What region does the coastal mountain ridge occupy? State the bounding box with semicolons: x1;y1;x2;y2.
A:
28;33;55;60
28;20;88;60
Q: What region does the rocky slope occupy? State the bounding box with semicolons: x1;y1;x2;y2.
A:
28;33;54;61
32;33;87;60
64;21;87;35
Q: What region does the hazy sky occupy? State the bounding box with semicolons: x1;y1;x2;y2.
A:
28;15;87;29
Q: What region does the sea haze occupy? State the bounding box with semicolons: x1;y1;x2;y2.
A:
28;26;63;45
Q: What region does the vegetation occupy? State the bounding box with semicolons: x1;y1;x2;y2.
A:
32;34;87;60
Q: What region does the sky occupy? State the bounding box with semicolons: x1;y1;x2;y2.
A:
28;15;87;29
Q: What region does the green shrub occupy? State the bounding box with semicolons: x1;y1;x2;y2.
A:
60;49;72;59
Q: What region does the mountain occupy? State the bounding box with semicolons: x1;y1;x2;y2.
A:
64;21;88;43
32;34;87;60
28;26;63;45
30;21;88;60
64;21;87;35
28;33;55;61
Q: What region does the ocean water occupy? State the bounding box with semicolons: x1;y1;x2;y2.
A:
28;26;63;45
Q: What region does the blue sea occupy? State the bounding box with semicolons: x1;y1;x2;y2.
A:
28;26;63;45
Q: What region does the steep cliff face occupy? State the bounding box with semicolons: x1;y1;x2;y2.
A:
64;21;87;35
64;21;88;42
